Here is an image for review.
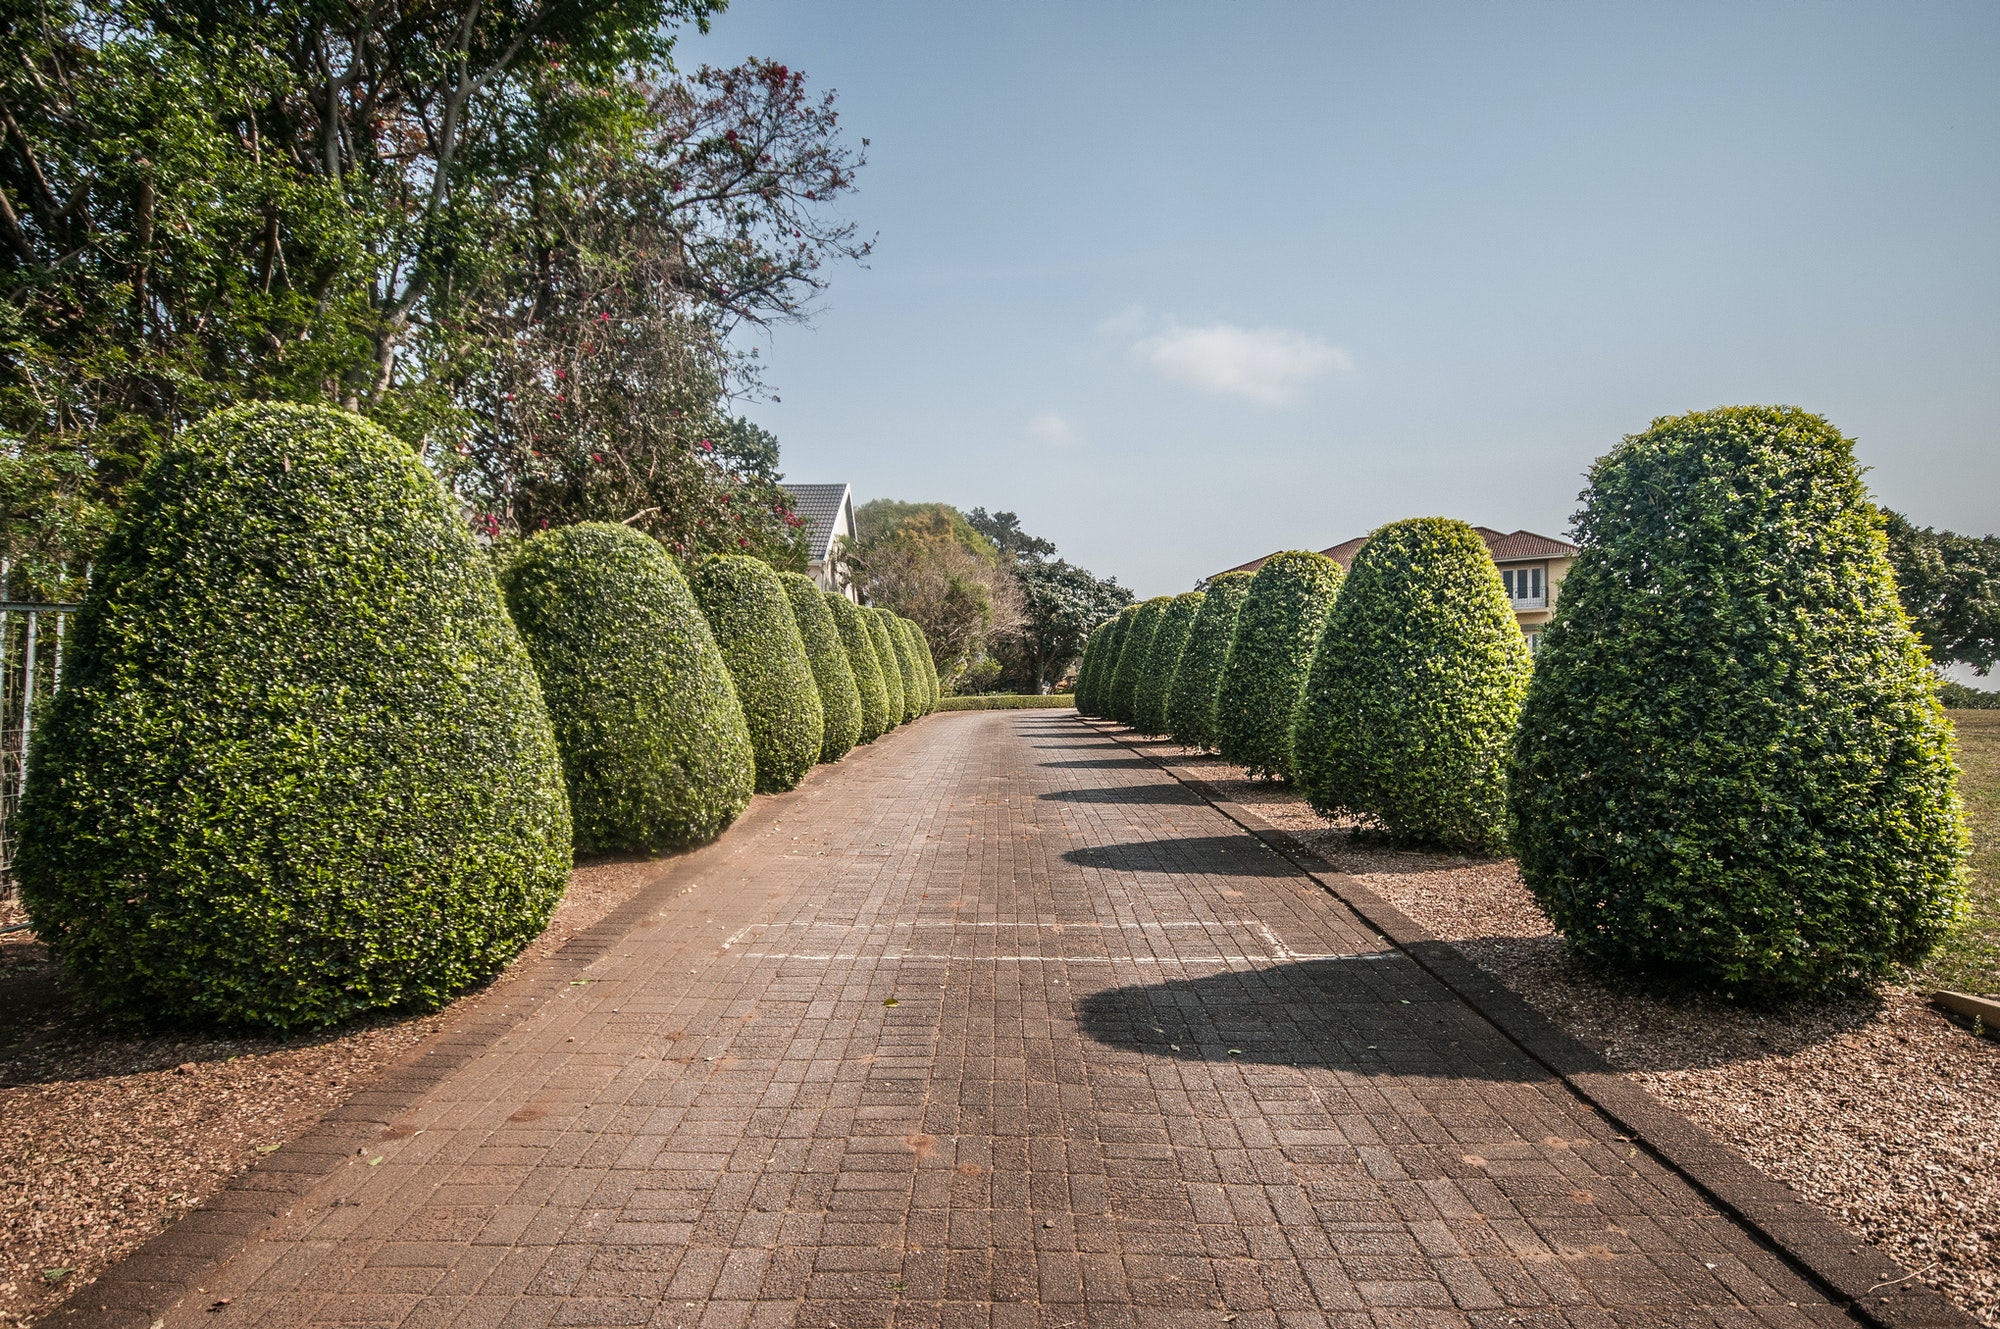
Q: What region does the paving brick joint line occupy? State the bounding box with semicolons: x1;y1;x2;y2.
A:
52;712;1968;1329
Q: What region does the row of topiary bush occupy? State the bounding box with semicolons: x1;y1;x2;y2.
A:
1079;406;1968;1000
16;402;938;1030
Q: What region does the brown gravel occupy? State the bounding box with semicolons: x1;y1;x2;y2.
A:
0;857;664;1327
1128;736;2000;1328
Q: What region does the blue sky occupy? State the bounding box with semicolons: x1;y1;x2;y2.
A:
688;1;2000;599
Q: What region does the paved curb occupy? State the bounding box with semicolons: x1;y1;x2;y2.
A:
1078;716;1976;1329
41;722;932;1329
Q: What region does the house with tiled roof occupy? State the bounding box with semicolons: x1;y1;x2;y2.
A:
780;483;858;600
1213;525;1580;649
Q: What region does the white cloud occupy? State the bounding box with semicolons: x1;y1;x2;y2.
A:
1026;411;1080;446
1132;320;1353;404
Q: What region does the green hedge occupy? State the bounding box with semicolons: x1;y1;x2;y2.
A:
1092;605;1142;719
1508;406;1968;998
863;608;906;727
1166;570;1255;750
1214;551;1344;779
936;694;1077;710
691;555;826;792
1074;621;1113;716
502;523;754;854
1134;591;1204;736
826;593;890;741
780;572;863;762
910;621;942;712
1107;597;1171;725
1291;518;1531;852
16;402;571;1030
1940;681;2000;710
892;615;931;716
879;610;923;722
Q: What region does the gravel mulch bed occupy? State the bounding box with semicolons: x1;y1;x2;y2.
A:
1121;733;2000;1328
0;858;664;1327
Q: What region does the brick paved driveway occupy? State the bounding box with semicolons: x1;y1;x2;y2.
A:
162;712;1853;1329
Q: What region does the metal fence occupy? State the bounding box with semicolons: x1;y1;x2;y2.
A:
0;595;80;887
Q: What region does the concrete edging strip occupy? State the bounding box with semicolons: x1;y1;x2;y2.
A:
1078;715;1975;1329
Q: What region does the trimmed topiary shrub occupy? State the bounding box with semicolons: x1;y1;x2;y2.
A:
1215;551;1343;778
1509;406;1968;998
1134;591;1204;736
16;402;571;1031
502;523;754;855
864;608;906;726
1291;518;1531;853
691;555;826;793
780;573;863;762
1089;605;1142;719
826;592;890;742
935;694;1077;710
910;622;942;712
1166;571;1255;750
1108;597;1172;725
1074;621;1112;716
881;611;924;722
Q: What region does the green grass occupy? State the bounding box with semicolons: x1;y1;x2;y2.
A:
934;694;1077;711
1919;710;2000;995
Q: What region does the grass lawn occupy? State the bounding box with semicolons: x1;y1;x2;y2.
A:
1919;709;2000;995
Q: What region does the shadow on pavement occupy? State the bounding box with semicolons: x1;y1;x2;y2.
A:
1040;785;1206;806
1037;757;1154;770
1075;958;1545;1082
1063;835;1291;875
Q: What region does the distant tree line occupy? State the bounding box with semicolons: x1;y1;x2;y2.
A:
843;500;1131;694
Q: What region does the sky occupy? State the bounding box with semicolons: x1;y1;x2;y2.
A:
686;1;2000;600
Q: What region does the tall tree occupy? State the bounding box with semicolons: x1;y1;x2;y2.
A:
1883;511;2000;677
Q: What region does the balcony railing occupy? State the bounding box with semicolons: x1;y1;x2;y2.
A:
1509;594;1547;611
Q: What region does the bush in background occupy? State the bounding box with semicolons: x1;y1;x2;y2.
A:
1939;681;2000;710
1134;591;1204;736
1075;620;1113;716
1509;406;1967;998
909;620;942;711
1167;570;1255;751
1291;518;1530;852
692;555;826;792
1088;606;1141;718
503;523;754;854
863;608;906;727
826;593;891;741
1107;597;1171;725
1215;552;1344;779
780;572;863;762
936;694;1077;711
881;611;924;721
17;403;572;1030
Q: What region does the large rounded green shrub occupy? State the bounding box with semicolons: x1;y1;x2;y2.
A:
1166;571;1255;750
1509;406;1967;998
1214;551;1343;778
16;402;571;1030
826;592;890;742
1083;607;1139;718
880;610;924;722
1107;597;1171;725
863;609;906;727
910;622;942;711
1134;591;1204;736
1291;519;1531;852
502;524;754;855
1074;621;1112;716
779;572;863;762
691;556;826;792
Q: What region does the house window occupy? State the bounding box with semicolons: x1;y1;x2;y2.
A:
1502;565;1545;606
1526;630;1543;655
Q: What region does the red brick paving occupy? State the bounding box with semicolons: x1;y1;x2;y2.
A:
153;713;1855;1329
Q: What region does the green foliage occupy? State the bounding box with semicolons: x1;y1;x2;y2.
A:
1508;406;1968;998
880;610;924;722
778;572;862;762
1882;512;2000;676
691;555;825;792
1166;571;1255;750
825;592;890;741
1215;552;1344;778
16;403;571;1030
909;620;942;712
935;694;1077;711
1134;592;1204;737
1291;519;1532;852
1074;621;1111;716
1940;682;2000;710
501;523;753;853
1082;606;1140;718
863;609;906;726
850;501;1018;686
1108;598;1172;725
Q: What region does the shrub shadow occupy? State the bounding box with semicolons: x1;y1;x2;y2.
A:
1038;758;1154;770
1076;959;1543;1082
1039;785;1206;807
1063;835;1293;875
